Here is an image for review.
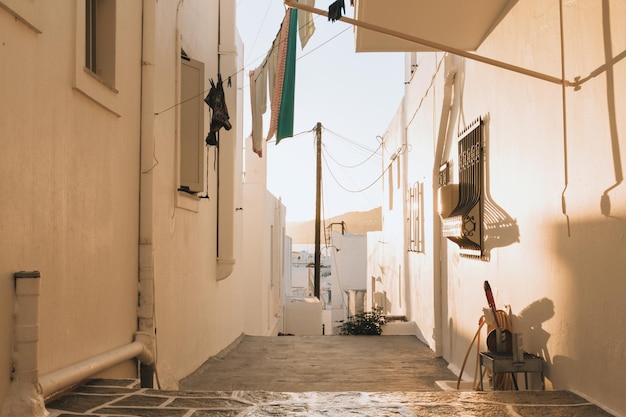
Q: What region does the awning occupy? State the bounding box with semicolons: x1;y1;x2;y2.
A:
353;0;518;53
284;0;573;86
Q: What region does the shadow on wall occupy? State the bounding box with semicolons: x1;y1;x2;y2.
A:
577;0;624;218
447;61;519;261
482;116;520;260
547;217;626;400
511;297;555;371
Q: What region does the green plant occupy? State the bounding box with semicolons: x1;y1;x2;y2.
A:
339;307;386;335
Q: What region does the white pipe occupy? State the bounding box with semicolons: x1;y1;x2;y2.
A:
431;54;458;356
39;342;150;400
138;0;157;344
216;0;241;280
137;0;157;388
0;272;47;417
13;272;42;385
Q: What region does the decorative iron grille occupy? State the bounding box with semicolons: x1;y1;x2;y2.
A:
442;118;484;258
408;181;423;253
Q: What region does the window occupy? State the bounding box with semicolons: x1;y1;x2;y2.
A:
441;117;484;258
74;0;120;115
408;181;423;253
179;54;205;194
85;0;116;87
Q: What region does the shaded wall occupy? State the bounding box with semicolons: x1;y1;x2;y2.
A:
0;0;143;403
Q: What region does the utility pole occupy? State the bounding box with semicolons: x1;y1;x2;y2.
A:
314;122;322;299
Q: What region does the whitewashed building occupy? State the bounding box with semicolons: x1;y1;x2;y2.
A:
0;1;286;414
352;0;626;415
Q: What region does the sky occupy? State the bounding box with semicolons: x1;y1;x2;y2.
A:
236;0;405;222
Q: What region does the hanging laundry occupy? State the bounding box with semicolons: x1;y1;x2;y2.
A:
328;0;345;22
276;7;298;142
247;15;279;157
248;5;301;155
266;9;292;141
204;74;231;146
249;63;267;157
298;0;316;48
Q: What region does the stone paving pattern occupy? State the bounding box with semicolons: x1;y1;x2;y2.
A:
47;380;616;416
180;336;457;392
46;336;617;416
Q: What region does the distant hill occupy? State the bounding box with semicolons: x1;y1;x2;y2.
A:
287;207;382;244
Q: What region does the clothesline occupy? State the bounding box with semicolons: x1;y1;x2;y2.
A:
155;6;322;117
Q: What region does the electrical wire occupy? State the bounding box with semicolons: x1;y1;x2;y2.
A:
322;139;381;169
322;149;389;193
320;127;406;194
266;126;316;145
323;126;382;156
243;0;274;68
155;10;343;116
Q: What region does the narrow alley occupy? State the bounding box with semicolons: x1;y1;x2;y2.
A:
47;336;616;416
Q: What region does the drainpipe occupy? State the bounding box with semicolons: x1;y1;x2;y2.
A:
137;0;157;385
0;271;47;417
216;0;241;280
39;341;152;400
432;53;458;356
401;106;410;319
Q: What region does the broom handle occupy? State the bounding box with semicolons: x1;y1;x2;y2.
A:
484;281;501;328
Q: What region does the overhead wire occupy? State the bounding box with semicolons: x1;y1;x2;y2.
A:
243;0;274;67
266;126;316;144
322;143;381;169
321;129;382;169
155;9;346;117
323;126;381;155
322;150;390;193
315;123;395;194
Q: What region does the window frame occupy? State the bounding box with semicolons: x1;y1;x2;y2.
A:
74;0;121;116
178;54;206;197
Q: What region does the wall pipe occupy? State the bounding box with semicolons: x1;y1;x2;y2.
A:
12;272;41;387
138;0;157;386
0;271;47;417
283;0;574;87
216;0;240;280
431;54;458;356
39;341;153;400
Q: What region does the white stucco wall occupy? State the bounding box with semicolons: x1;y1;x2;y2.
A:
1;0;280;407
329;232;368;330
0;1;144;404
379;0;626;415
146;0;250;388
242;131;287;337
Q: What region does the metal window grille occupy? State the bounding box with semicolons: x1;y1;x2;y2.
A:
442;118;484;258
408;181;423;253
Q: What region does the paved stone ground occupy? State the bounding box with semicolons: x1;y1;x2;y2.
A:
46;335;618;416
47;380;616;416
180;335;456;392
